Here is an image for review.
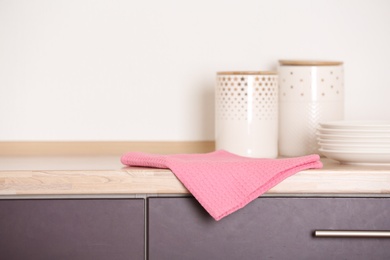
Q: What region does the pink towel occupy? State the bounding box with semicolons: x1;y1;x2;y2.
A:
121;150;322;221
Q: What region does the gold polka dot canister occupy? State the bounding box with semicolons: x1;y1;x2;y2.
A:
278;60;344;156
215;71;278;158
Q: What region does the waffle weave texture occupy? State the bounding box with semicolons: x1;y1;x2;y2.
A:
121;150;322;220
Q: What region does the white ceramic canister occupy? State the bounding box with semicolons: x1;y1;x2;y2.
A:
215;71;278;158
278;60;344;156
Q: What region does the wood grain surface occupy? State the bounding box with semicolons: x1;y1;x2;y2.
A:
0;157;389;197
0;141;215;156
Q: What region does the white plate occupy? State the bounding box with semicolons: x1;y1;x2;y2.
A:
319;121;390;130
317;127;390;135
317;138;390;144
316;132;390;141
318;142;390;149
319;148;390;165
319;143;390;153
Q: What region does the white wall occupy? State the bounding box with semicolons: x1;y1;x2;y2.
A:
1;0;389;141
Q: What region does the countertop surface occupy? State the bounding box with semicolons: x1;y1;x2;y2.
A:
0;156;389;198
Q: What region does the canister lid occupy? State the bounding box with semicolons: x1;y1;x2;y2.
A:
279;60;343;66
217;71;277;75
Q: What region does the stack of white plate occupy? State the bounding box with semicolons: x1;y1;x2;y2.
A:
317;121;390;165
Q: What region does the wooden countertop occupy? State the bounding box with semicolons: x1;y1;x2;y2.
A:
0;156;389;198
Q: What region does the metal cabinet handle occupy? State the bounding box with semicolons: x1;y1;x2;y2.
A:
314;230;390;238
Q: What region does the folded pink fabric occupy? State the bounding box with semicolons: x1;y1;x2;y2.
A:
121;150;322;221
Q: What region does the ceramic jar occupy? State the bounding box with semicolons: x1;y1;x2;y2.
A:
278;60;344;156
215;71;278;158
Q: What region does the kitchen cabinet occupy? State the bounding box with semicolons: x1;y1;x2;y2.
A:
148;197;390;260
0;199;145;260
1;156;390;260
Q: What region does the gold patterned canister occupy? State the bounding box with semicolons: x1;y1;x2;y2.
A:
215;71;278;158
278;60;344;156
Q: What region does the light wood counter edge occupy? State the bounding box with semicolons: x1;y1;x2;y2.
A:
0;141;215;156
1;159;390;197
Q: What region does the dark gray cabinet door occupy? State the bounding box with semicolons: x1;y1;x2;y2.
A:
0;199;144;260
148;197;390;260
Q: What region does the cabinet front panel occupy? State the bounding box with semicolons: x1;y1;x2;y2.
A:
0;199;144;260
148;197;390;260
